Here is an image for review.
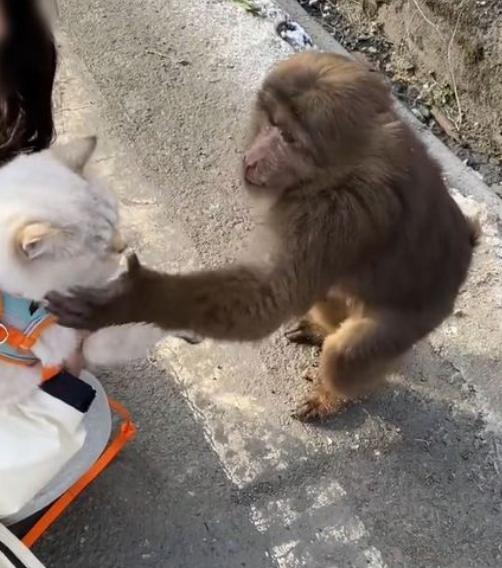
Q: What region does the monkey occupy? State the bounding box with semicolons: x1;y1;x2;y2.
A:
46;51;478;421
0;0;57;165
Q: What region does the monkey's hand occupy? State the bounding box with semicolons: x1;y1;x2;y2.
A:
45;253;154;331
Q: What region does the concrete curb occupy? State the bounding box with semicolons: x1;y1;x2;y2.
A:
275;0;502;219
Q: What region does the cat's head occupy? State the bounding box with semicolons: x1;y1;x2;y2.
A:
0;136;126;300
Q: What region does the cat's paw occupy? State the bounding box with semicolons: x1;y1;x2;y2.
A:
31;325;81;367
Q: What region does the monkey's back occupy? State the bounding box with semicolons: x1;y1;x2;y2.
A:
340;129;474;318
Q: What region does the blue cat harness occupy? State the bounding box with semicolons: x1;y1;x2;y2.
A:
0;291;60;380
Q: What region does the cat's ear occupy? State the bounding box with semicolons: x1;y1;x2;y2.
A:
52;136;97;173
16;222;62;260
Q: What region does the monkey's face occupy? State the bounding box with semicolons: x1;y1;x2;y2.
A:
243;92;317;195
244;52;392;195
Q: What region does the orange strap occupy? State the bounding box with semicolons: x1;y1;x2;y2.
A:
0;325;27;349
22;399;137;548
0;316;58;352
41;366;62;382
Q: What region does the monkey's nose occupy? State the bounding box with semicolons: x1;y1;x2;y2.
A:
245;164;258;184
244;156;260;184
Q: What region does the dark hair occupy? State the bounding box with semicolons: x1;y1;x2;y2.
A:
0;0;57;165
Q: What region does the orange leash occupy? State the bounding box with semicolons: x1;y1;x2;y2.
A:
22;399;137;548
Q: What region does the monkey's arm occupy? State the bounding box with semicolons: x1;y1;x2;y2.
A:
144;263;311;340
46;187;399;338
46;255;319;341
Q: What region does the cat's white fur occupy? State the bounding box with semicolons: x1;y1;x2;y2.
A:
0;137;167;405
82;323;166;366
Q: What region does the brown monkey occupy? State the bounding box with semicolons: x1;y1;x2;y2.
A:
46;52;478;421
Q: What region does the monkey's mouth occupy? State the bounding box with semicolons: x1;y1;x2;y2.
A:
244;170;266;189
243;162;266;188
245;178;265;189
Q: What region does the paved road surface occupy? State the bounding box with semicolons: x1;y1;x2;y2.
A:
34;1;502;567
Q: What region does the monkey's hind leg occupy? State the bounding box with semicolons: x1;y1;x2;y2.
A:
285;299;348;347
293;312;421;422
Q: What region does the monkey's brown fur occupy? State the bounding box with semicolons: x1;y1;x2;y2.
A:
47;52;477;421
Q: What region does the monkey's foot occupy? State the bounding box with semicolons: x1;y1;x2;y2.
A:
293;388;350;422
284;320;325;346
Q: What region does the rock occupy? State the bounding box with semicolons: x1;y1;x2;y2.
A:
416;103;431;119
431;107;460;142
493;132;502;149
406;85;421;102
362;0;379;17
455;146;473;163
479;164;499;185
470;152;488;166
392;80;408;99
412;107;426;122
276;20;314;49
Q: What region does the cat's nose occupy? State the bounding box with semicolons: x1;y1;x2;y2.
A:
112;231;127;253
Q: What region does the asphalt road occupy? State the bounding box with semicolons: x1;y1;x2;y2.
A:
34;1;502;567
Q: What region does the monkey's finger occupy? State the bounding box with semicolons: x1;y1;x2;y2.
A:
284;320;325;347
284;327;322;346
46;298;99;329
284;325;305;341
292;393;337;422
45;292;80;314
45;292;95;322
292;400;322;422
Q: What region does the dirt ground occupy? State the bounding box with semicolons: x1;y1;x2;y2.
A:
298;0;502;198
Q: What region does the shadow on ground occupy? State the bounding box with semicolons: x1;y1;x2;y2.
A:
34;359;271;568
237;342;502;568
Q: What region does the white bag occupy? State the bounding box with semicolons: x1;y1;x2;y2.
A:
0;389;87;518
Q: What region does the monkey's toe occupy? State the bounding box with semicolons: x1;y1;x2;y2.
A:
292;391;349;422
293;399;326;422
292;394;333;422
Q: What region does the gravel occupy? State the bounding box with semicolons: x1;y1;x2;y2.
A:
294;0;502;196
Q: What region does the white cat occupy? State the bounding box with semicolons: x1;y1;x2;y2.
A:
0;137;177;406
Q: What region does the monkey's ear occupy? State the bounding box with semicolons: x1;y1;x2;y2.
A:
16;222;62;260
52;136;97;173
